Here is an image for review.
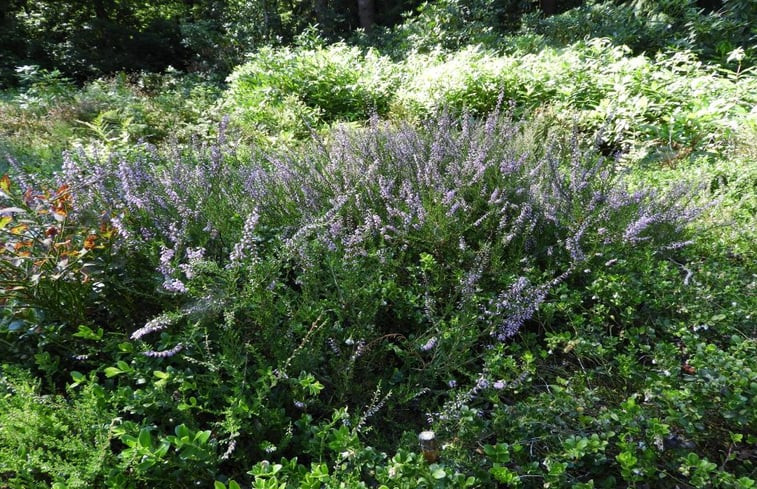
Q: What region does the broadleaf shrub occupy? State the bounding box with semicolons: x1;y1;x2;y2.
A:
522;0;757;67
396;41;756;158
224;43;399;142
0;175;112;312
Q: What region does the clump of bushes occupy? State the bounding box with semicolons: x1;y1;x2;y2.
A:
219;39;755;159
223;42;400;142
27;108;717;486
522;0;756;67
396;40;756;158
0;2;755;485
3;32;753;172
0;366;118;489
0;67;222;176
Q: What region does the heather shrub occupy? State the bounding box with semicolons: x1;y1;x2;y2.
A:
1;4;755;487
415;144;757;486
53;109;709;486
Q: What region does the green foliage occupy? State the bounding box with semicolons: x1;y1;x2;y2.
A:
224;43;399;142
374;0;587;54
4;0;190;81
523;0;757;67
219;38;755;155
396;41;755;158
0;366;118;489
0;0;423;83
0;3;756;487
0;69;222;175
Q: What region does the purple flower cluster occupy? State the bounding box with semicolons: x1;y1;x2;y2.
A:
131;312;177;340
143;343;184;358
57;110;704;377
420;336;438;352
229;209;261;265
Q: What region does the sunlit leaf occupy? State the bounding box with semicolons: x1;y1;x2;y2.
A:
0;175;11;193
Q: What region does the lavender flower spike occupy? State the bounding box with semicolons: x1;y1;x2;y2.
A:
131;313;177;340
420;336;438;352
143;343;184;358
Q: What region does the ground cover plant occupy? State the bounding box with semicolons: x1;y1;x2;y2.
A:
0;66;222;177
1;0;756;487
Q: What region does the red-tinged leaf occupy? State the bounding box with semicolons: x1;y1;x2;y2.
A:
83;234;97;250
56;184;70;197
23;188;36;205
13;240;32;251
681;363;696;375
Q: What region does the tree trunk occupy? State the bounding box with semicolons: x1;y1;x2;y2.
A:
92;0;110;21
314;0;328;29
540;0;557;16
357;0;375;30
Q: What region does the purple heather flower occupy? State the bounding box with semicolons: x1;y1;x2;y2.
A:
420;336;438;352
327;338;341;354
163;278;187;293
143;343;183;358
487;276;554;340
159;246;175;276
476;376;490;390
624;214;657;242
229;209;261;265
131;313;177;340
221;438;237;461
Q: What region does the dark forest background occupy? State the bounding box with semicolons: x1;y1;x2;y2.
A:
1;0;745;86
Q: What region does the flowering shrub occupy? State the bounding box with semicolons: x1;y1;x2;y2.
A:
50;108;715;487
1;4;755;487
